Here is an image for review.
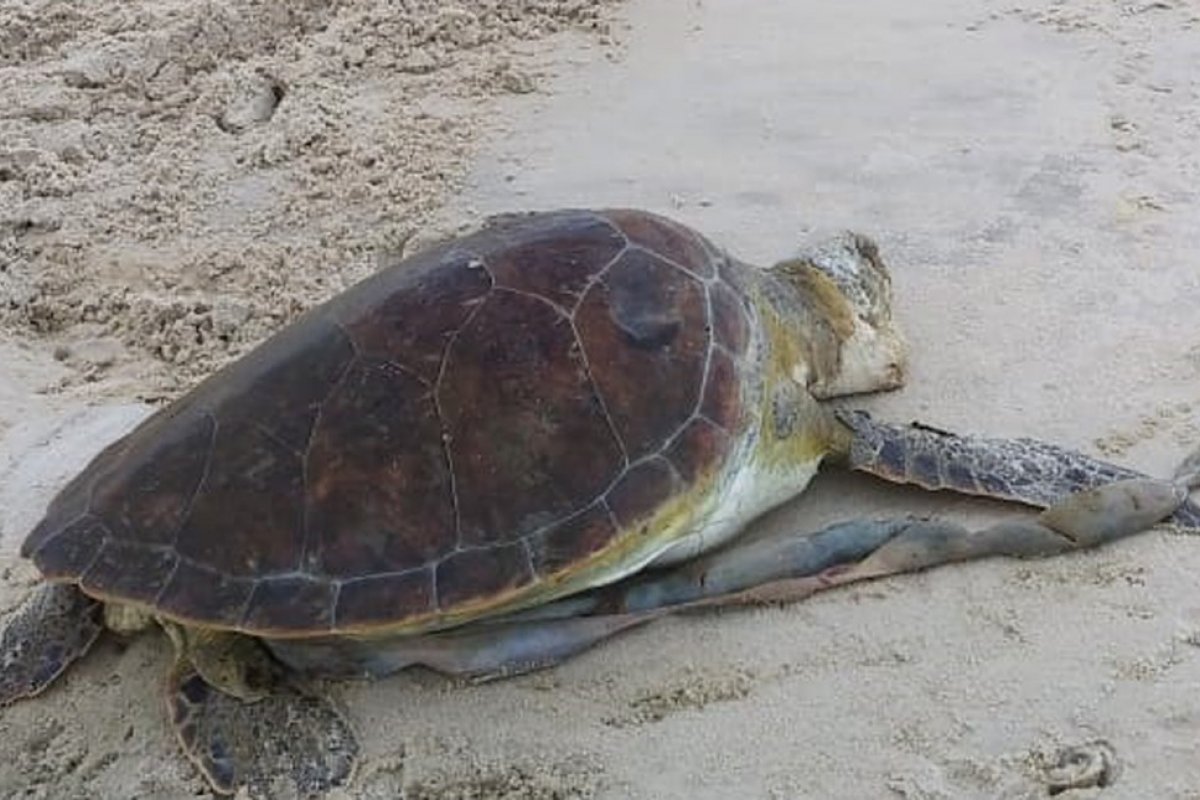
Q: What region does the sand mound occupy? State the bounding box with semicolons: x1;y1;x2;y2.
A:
0;0;619;401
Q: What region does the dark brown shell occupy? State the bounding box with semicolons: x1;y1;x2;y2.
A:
22;209;755;636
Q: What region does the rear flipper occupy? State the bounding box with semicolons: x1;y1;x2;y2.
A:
269;451;1197;687
266;612;658;683
496;460;1195;618
443;452;1197;666
0;583;101;705
674;467;1195;608
495;517;914;621
838;409;1200;529
166;660;358;797
263;519;918;682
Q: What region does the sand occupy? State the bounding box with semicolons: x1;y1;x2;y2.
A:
2;0;1200;797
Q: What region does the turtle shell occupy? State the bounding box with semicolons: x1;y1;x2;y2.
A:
22;209;756;636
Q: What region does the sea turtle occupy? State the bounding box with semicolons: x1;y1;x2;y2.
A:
2;209;1198;796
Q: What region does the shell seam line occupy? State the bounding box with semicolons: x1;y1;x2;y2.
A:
296;337;361;573
434;249;496;550
570;241;630;316
569;315;630;467
166;409;219;550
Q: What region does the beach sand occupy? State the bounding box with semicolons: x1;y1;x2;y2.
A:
2;1;1199;797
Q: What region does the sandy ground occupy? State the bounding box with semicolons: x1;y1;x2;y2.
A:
3;0;1200;798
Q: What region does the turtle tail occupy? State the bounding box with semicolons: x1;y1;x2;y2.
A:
836;409;1200;530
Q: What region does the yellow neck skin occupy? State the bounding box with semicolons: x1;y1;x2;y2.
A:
750;276;854;470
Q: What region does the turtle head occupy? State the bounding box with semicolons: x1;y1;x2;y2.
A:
766;231;908;398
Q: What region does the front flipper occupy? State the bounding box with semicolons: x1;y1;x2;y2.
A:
838;409;1200;528
0;583;101;705
165;646;357;797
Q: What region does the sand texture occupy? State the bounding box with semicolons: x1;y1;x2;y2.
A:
3;0;1200;798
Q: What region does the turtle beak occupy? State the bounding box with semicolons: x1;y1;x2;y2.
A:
810;322;909;399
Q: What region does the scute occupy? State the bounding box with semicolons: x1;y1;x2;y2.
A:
435;542;533;611
601;209;718;279
336;248;492;383
308;359;454;577
243;576;336;632
484;210;626;308
174;419;306;577
527;502;617;576
440;291;623;544
80;539;176;604
575;248;710;460
32;516;107;580
335;570;433;628
666;417;731;484
711;281;751;355
23;417;157;559
201;315;359;454
89;408;214;547
156;561;255;625
22;209;753;635
607;458;683;530
701;349;743;432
